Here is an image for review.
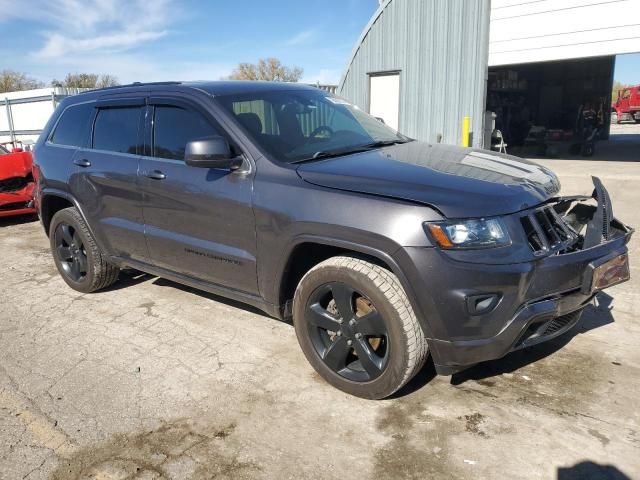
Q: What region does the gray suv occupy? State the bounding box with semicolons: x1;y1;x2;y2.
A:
33;81;633;399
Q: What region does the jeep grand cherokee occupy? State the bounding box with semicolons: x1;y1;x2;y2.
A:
33;81;633;399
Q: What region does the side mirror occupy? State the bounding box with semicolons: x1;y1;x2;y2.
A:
185;136;243;170
375;117;386;124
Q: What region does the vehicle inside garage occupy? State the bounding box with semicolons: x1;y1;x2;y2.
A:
486;56;615;158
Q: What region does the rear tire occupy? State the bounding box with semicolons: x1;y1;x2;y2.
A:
293;256;428;399
49;207;119;293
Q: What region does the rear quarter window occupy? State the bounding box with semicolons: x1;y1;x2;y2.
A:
49;102;95;148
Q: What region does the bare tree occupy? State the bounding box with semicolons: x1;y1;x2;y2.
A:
0;70;44;93
51;73;120;89
227;58;303;82
611;80;631;101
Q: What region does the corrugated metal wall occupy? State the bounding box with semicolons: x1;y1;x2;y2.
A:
339;0;491;148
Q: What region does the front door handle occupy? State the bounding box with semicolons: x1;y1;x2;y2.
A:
74;158;91;167
146;170;166;180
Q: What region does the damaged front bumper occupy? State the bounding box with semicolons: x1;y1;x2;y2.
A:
0;181;36;218
401;177;634;375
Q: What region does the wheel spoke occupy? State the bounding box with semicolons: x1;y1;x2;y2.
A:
57;245;73;261
70;258;81;279
308;303;340;331
322;337;351;372
72;232;83;249
60;224;74;245
330;283;354;320
76;253;88;274
356;310;386;336
354;338;383;378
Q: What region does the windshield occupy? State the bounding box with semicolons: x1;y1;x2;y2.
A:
215;89;410;163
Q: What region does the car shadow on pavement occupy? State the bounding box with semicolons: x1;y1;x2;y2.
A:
151;277;273;319
389;357;439;398
99;268;155;292
557;461;631;479
449;292;616;386
0;213;38;227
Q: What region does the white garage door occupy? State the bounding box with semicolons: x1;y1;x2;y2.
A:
369;73;400;131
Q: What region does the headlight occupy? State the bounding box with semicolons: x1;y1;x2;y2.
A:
425;218;511;249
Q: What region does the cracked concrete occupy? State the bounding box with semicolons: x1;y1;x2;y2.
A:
1;160;639;479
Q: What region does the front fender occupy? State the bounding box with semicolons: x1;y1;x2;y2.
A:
267;233;438;340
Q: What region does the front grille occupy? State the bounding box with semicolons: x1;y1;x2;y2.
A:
0;175;31;193
540;310;581;336
516;310;583;348
520;205;577;255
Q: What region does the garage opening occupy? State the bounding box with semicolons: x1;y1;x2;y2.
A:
486;54;639;161
486;56;615;158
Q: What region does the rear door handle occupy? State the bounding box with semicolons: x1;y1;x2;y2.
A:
74;158;91;167
146;170;166;180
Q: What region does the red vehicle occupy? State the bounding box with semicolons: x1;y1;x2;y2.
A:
0;143;36;218
612;84;640;123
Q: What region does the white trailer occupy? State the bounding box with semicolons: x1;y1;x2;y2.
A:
0;87;87;149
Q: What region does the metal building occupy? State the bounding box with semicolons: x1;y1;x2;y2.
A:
338;0;491;148
339;0;640;155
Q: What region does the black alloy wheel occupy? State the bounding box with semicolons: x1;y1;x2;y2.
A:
305;281;389;382
54;222;88;282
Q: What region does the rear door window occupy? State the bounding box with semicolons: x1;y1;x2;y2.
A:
93;107;143;154
50;102;95;148
152;106;218;160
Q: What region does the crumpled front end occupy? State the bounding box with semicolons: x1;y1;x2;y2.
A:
399;176;633;375
0;151;36;218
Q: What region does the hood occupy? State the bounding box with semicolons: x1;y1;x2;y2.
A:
0;151;33;180
296;142;560;218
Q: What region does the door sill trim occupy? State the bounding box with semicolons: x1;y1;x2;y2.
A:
112;256;279;318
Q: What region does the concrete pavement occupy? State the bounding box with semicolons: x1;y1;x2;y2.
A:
1;160;638;479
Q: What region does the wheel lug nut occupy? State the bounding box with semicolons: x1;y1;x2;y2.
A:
337;318;343;324
347;340;352;346
349;319;356;326
355;333;362;339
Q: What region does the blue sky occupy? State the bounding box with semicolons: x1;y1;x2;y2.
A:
615;54;640;85
0;0;638;86
0;0;379;85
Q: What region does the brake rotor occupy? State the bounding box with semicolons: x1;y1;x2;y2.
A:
355;296;382;351
325;296;383;352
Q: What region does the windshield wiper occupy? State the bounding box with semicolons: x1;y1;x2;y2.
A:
291;146;373;164
360;139;412;149
290;139;413;165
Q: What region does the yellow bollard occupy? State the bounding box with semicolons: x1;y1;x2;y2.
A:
462;116;470;147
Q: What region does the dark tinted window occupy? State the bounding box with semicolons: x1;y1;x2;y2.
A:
153;106;218;160
93;107;142;154
50;102;95;147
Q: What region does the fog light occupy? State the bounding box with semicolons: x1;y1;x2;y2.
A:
466;294;500;315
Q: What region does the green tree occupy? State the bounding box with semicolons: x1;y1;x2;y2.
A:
51;73;119;89
0;70;44;93
227;58;303;82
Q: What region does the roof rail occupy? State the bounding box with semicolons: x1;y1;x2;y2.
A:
85;81;183;93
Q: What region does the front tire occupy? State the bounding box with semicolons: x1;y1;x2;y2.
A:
49;207;119;293
293;256;428;399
